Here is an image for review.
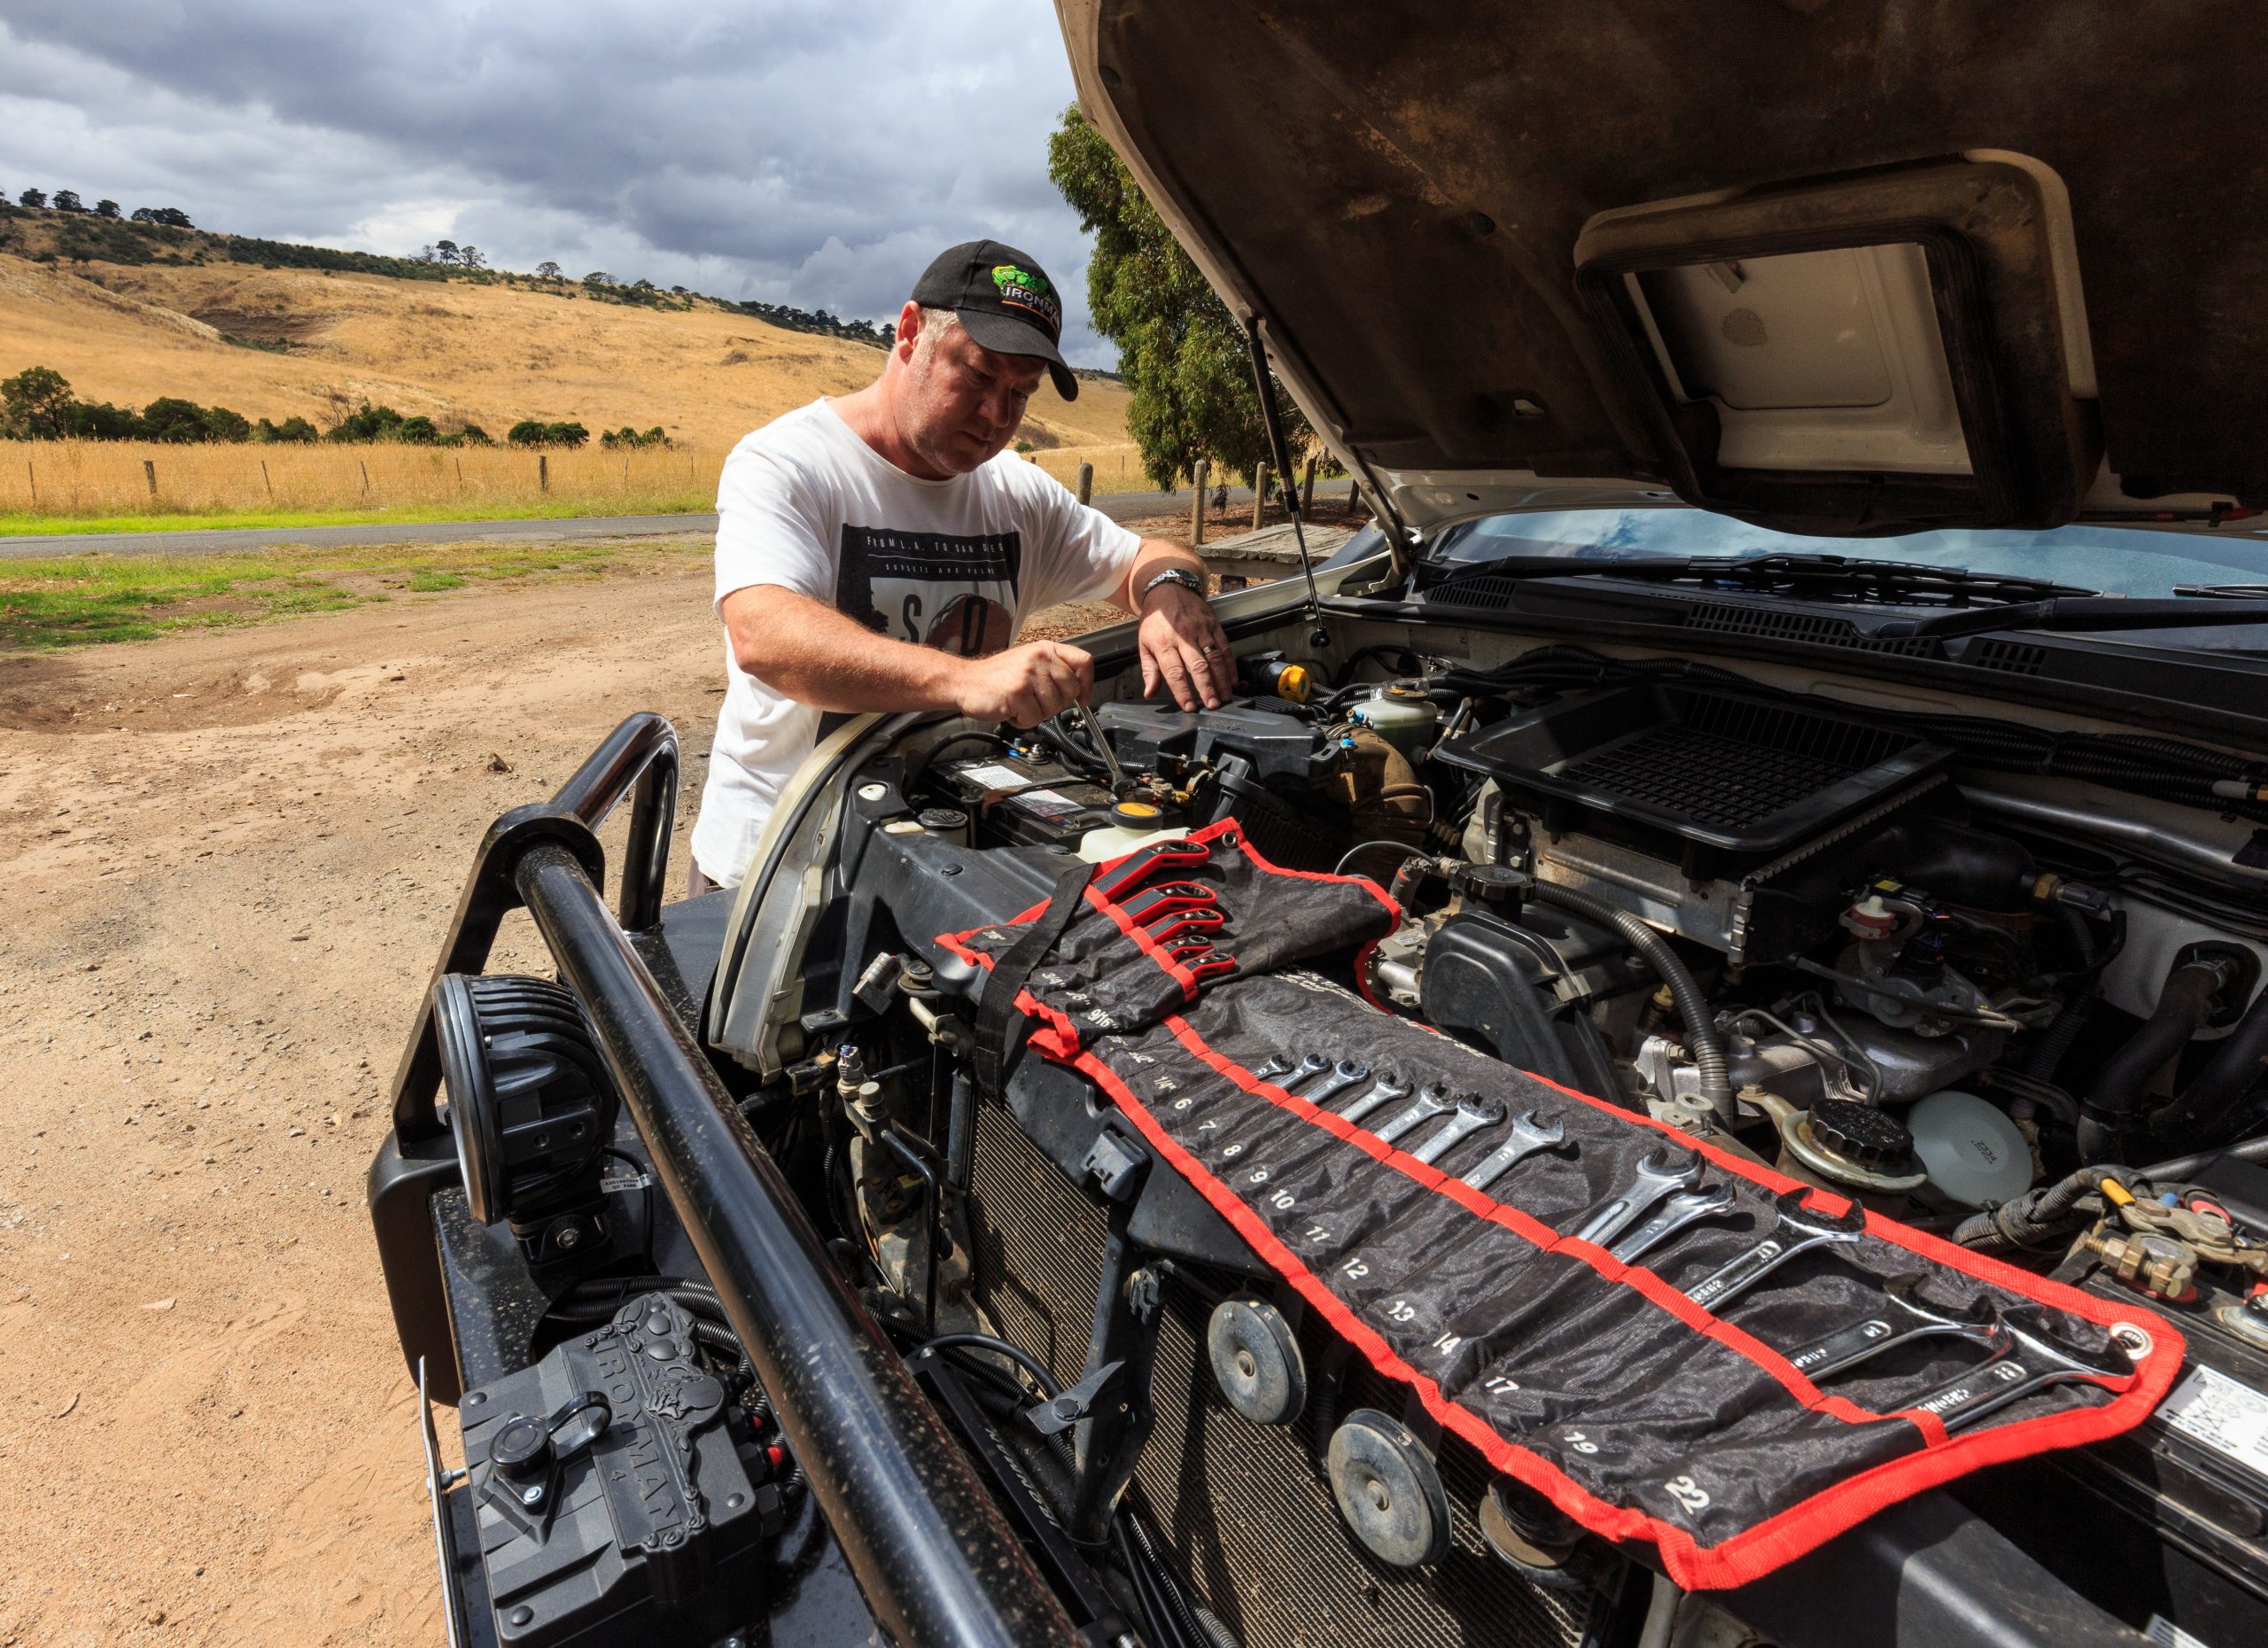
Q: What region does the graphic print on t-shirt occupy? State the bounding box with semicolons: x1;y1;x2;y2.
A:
836;525;1021;656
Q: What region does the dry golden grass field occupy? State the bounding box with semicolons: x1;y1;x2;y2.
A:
0;250;1143;523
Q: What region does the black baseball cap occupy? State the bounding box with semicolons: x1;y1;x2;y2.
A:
911;238;1078;400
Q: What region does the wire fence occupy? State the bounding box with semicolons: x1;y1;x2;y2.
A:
0;437;1165;522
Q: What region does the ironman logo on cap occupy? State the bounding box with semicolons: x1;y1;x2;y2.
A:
991;264;1061;335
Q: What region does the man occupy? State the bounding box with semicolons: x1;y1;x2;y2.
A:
689;239;1232;890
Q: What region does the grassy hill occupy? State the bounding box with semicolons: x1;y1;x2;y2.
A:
0;208;1132;457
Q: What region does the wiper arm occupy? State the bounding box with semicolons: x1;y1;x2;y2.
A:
1877;595;2268;640
1420;549;2092;604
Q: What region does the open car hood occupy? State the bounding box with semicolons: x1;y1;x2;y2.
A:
1055;2;2268;541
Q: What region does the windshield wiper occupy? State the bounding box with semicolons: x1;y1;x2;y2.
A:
1420;550;2093;605
1876;594;2268;639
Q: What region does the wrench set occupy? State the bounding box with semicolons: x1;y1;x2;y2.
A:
945;825;2171;1583
1251;1046;2131;1428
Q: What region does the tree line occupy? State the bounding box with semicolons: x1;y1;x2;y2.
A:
0;368;656;451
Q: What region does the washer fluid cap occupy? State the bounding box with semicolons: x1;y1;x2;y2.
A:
1907;1089;2034;1209
1111;797;1181;829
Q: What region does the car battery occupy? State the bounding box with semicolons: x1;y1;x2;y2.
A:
1958;1162;2268;1647
934;752;1117;851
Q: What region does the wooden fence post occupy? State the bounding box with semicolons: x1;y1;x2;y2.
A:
144;458;158;501
540;454;549;494
260;459;273;500
1190;457;1208;548
1252;463;1268;530
1301;456;1317;513
359;460;371;496
455;457;463;488
1076;462;1093;506
25;459;34;508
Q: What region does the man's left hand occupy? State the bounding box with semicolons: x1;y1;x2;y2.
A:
1137;581;1233;710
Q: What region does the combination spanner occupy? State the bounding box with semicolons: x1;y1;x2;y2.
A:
1458;1111;1567;1194
1258;1053;1332;1093
1781;1273;2003;1381
1683;1187;1869;1312
1334;1073;1411;1126
1606;1180;1738;1263
1305;1061;1372;1107
1372;1083;1458;1146
1570;1149;1703;1248
1901;1312;2132;1433
1410;1096;1510;1166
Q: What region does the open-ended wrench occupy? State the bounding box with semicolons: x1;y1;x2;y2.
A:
1410;1096;1510;1166
1257;1053;1331;1092
1119;882;1220;928
1902;1313;2132;1433
1683;1187;1870;1312
1373;1084;1458;1146
1458;1111;1568;1194
1306;1061;1372;1107
1334;1073;1412;1126
1782;1273;2004;1381
1607;1180;1739;1263
1572;1149;1704;1248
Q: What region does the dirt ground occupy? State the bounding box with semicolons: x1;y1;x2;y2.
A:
0;540;1120;1646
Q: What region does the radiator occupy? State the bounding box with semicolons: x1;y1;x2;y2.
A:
967;1100;1594;1648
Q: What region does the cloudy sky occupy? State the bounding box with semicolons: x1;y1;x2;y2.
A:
0;1;1119;362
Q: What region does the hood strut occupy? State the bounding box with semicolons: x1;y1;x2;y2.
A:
1244;315;1331;638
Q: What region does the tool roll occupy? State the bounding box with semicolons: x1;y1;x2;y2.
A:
938;819;2185;1590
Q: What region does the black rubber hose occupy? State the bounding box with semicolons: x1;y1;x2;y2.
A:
1953;1132;2268;1250
1529;882;1733;1125
2148;986;2268;1144
2078;961;2223;1162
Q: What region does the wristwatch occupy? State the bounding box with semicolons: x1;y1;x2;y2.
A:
1139;566;1207;603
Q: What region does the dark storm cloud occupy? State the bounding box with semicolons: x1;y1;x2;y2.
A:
0;3;1113;361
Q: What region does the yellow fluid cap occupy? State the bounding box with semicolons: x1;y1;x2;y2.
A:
1276;664;1312;703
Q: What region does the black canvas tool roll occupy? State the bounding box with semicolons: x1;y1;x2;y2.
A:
937;820;2185;1590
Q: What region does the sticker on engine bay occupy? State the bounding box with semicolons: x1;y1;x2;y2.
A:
957;761;1038;792
1010;787;1089;818
2157;1364;2268;1481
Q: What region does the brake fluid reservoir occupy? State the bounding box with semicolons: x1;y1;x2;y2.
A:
1077;797;1193;863
1907;1089;2036;1209
1348;685;1441;758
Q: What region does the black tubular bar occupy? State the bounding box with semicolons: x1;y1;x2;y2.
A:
548;710;680;932
511;840;1082;1648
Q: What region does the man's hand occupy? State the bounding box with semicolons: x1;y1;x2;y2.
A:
951;639;1095;727
1138;581;1233;710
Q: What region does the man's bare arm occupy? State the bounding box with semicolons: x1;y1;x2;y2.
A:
1114;534;1235;709
721;585;1093;727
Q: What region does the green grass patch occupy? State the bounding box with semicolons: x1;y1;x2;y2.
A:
0;538;702;651
0;493;716;539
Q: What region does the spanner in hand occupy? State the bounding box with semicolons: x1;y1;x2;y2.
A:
1683;1186;1868;1312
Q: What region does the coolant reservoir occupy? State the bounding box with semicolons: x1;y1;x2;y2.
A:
1348;685;1441;758
1077;798;1193;863
1907;1089;2036;1209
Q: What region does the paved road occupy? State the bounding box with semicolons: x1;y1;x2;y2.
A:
0;483;1262;558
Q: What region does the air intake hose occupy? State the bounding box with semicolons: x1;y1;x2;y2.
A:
2148;986;2268;1146
2078;960;2225;1162
1528;882;1733;1127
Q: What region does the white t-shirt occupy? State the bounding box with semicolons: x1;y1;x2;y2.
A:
691;399;1141;886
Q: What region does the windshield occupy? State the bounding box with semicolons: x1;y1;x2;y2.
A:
1423;507;2268;650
